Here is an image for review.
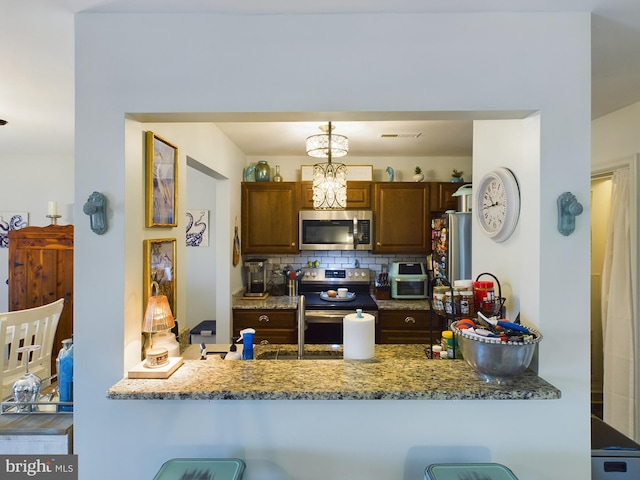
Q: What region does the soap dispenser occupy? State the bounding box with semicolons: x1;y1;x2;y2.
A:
238;328;255;360
225;343;241;361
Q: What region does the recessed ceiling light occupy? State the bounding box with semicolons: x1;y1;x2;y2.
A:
0;119;7;126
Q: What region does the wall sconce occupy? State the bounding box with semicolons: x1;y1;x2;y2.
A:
83;191;108;235
557;192;583;236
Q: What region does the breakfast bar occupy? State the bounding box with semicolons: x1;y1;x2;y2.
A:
107;344;561;401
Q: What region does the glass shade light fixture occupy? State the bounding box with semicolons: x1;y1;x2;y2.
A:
142;282;176;368
306;122;348;209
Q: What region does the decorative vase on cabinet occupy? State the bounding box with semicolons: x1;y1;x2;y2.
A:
254;161;271;182
273;165;283;182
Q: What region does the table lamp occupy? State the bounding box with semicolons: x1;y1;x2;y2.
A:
142;282;176;368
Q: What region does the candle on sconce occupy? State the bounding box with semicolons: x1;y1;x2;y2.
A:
48;201;58;216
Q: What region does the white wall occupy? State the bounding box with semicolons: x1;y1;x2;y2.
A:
120;120;245;364
247;155;472;183
0;154;74;312
75;12;591;480
593;101;640;166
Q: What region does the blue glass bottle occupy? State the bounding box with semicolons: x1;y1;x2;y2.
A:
57;338;73;412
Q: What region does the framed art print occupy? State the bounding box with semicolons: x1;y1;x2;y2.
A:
143;238;177;316
0;211;29;248
186;210;209;247
146;131;178;227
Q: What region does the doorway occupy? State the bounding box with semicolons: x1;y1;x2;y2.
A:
590;175;612;419
185;159;218;336
591;155;640;442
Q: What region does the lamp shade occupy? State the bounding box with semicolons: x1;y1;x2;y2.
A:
142;294;175;333
306;122;348;158
312;161;347;209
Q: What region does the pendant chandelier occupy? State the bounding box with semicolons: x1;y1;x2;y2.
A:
306;122;348;209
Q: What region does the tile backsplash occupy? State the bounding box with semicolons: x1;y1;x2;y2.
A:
251;251;428;279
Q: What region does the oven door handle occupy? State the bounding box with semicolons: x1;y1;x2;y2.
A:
306;311;350;320
305;310;378;323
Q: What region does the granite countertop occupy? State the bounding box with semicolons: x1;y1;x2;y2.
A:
232;294;298;310
107;344;561;401
374;298;430;310
232;293;429;311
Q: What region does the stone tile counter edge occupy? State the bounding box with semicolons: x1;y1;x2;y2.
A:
232;293;430;311
233;294;298;309
107;345;561;401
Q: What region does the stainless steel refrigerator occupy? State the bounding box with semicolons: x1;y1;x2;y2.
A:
431;212;472;283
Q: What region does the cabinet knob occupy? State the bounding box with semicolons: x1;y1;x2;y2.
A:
260;339;269;345
291;242;295;246
404;316;416;324
376;241;381;246
258;314;270;322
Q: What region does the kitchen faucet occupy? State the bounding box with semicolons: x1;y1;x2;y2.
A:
297;295;305;359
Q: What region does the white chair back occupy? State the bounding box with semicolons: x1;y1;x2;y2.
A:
0;298;65;401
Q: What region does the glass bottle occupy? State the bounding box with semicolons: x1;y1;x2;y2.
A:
254;160;271;182
56;338;73;412
273;165;283;182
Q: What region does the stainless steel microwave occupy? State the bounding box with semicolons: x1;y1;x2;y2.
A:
299;210;373;251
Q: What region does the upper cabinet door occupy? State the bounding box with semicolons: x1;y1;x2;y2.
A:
430;182;460;212
373;182;431;254
241;182;299;254
299;181;372;209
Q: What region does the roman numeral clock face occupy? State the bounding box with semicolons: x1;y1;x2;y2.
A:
474;167;521;243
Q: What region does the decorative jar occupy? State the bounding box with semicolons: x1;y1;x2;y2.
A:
254;161;271;182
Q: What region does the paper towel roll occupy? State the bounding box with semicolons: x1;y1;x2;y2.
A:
343;311;375;360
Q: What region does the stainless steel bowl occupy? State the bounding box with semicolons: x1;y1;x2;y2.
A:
451;321;542;382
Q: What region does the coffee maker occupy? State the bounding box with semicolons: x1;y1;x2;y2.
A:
243;259;267;297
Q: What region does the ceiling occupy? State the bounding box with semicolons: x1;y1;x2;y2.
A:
3;0;640;158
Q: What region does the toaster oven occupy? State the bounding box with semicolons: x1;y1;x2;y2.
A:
389;262;429;299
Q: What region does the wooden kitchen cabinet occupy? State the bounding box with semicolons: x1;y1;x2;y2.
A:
377;310;444;344
373;182;431;253
233;309;297;344
299;181;372;209
429;182;460;212
8;225;74;374
241;182;299;254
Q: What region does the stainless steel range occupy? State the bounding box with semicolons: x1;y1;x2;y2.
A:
299;267;378;344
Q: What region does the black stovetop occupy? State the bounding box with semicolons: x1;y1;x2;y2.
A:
298;267;378;310
302;291;378;310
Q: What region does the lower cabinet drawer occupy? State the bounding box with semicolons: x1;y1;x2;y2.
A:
377;310;446;344
233;310;296;329
378;311;429;330
233;309;297;344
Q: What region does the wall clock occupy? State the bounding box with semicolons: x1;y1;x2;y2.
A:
474;167;521;243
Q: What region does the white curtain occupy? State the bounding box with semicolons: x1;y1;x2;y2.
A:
602;168;635;437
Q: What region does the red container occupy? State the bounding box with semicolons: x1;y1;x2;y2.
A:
473;280;497;316
473;281;494;303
